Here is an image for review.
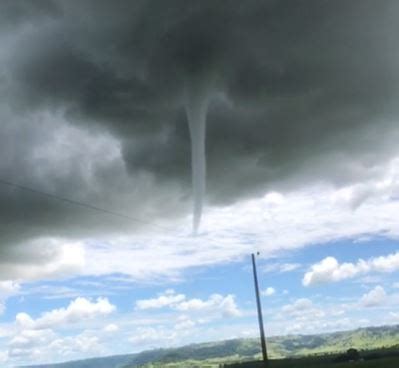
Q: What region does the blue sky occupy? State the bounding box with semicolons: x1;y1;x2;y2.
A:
1;169;399;366
1;216;399;366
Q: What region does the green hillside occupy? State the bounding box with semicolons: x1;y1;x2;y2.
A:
22;325;399;368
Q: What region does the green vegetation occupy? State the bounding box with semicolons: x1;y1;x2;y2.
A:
138;348;399;368
239;354;399;368
23;325;399;368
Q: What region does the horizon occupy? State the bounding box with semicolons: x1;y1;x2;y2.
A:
17;324;399;367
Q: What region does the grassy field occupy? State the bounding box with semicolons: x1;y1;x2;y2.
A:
223;351;399;368
134;356;399;368
269;356;399;367
145;348;399;368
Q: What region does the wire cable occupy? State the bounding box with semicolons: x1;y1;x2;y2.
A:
0;178;172;232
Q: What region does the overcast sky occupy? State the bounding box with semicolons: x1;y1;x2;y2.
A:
1;1;399;366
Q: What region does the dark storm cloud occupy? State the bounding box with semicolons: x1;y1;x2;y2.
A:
1;0;399;270
0;0;60;30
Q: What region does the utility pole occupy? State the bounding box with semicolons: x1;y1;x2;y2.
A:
251;253;268;367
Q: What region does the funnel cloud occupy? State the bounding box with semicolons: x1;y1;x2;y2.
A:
185;86;209;234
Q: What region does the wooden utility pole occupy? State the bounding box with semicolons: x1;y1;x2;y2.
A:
251;253;268;367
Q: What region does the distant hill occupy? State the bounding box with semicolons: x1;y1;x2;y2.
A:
22;325;399;368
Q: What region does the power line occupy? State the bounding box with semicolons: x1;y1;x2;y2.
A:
251;252;269;367
0;178;172;232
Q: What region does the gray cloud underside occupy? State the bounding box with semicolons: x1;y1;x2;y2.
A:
1;0;399;271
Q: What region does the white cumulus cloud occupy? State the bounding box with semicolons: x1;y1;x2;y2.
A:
103;323;119;333
16;297;116;330
262;287;276;297
0;240;85;283
280;298;325;320
136;290;240;317
135;289;186;310
0;350;8;364
360;286;387;307
303;252;399;286
0;280;20;315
